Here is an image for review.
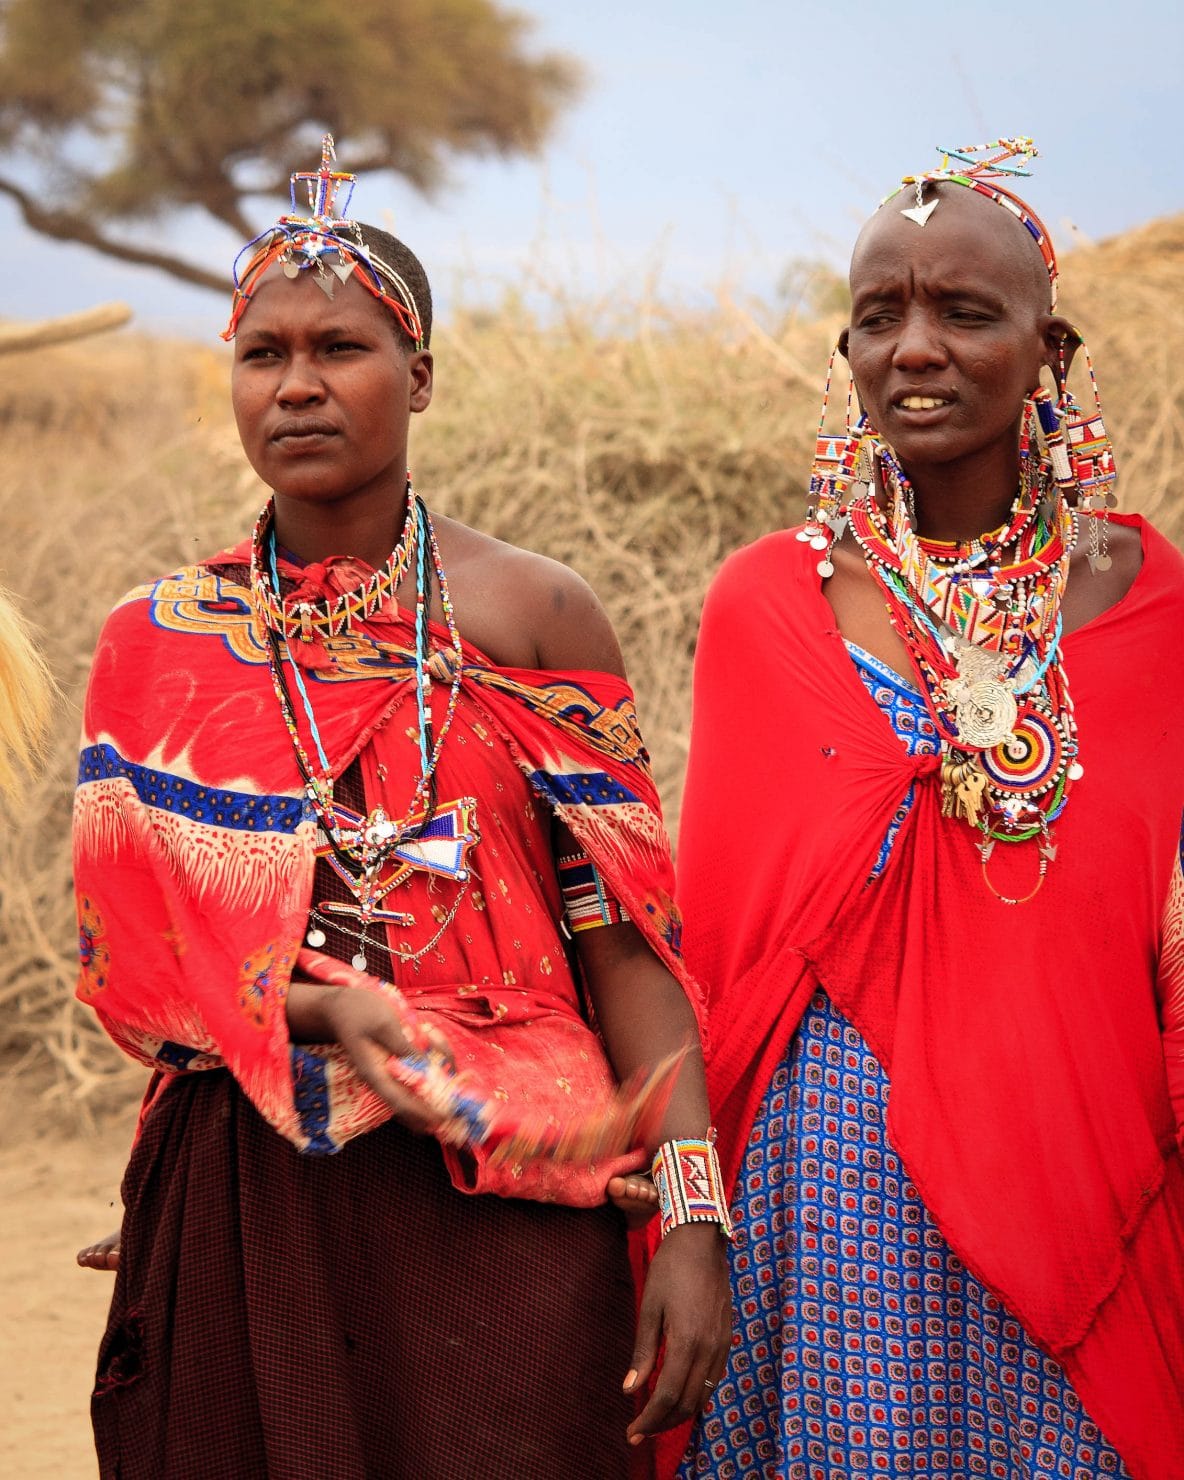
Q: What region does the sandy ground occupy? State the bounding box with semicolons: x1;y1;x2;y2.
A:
0;1106;135;1479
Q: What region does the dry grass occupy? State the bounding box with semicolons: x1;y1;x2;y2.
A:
3;214;1183;1113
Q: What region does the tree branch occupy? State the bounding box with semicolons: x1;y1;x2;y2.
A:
0;302;132;356
0;178;225;294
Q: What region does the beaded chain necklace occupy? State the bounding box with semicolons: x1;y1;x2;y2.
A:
840;437;1082;903
250;489;472;967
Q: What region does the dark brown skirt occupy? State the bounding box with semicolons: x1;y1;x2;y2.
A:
92;1070;635;1479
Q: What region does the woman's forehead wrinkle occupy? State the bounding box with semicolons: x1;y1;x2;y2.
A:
850;189;1047;312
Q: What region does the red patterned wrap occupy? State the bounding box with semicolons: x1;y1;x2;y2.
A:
73;542;703;1207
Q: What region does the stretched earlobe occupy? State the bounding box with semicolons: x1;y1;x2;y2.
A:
1045;318;1080;378
837;327;851;360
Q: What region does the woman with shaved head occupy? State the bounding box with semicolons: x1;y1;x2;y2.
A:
673;142;1184;1478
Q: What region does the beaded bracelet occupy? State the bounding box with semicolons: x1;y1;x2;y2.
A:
557;850;630;933
651;1131;734;1240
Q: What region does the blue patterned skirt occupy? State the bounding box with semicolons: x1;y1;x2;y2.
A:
677;648;1128;1479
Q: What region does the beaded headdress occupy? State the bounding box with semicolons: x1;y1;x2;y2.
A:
883;137;1059;308
222;135;425;347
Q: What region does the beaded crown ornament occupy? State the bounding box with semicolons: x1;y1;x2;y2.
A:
802;139;1119;903
222;134;425;347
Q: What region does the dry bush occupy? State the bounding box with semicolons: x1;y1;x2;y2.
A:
2;214;1182;1112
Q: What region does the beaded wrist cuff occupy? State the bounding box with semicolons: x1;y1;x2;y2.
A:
651;1132;734;1240
558;851;630;933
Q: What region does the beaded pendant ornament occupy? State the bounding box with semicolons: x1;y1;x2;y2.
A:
801;141;1120;902
843;430;1082;902
251;490;472;968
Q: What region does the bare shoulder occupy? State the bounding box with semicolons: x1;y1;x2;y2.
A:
428;513;625;676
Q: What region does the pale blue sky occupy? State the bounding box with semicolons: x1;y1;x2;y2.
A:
5;0;1181;337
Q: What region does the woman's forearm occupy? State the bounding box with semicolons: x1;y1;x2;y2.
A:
576;921;712;1149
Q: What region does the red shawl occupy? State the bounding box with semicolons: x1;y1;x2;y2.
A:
677;515;1184;1479
74;544;701;1206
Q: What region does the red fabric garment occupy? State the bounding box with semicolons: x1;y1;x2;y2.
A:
675;515;1184;1480
74;543;700;1206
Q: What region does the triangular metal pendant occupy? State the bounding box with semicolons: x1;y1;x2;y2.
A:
313;271;336;299
901;200;939;226
330;255;355;282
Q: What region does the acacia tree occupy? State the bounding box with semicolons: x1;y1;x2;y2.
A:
0;0;579;291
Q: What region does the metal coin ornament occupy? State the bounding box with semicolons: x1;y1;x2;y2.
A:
955;679;1019;750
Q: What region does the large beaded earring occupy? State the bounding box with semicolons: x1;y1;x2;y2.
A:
1057;332;1118;575
800;344;871;578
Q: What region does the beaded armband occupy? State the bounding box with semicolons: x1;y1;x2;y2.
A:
557;851;630;933
652;1131;734;1240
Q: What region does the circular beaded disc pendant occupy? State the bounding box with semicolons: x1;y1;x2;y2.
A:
981;705;1066;796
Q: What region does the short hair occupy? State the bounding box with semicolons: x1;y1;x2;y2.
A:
355;221;434;351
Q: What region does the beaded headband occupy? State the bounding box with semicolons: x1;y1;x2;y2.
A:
883;138;1059;309
221;134;426;347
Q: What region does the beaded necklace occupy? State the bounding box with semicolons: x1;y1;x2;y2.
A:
843;442;1082;902
250;490;472;967
249;479;418;644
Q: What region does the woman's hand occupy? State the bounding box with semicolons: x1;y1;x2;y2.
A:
623;1222;732;1444
286;980;452;1134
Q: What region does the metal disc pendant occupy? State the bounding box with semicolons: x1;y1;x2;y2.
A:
809;534;829;551
352;951;368;971
956;679;1019;749
817;559;835;578
306;927;326;948
1068;761;1085;780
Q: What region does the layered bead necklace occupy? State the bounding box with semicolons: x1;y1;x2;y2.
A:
249;478;420;644
249;483;474;968
843;438;1081;903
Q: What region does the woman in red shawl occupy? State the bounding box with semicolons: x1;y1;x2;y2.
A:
73;139;730;1478
673;142;1184;1480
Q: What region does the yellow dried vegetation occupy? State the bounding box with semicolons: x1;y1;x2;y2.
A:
2;215;1182;1112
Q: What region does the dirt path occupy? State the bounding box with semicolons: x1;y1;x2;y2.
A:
0;1112;134;1478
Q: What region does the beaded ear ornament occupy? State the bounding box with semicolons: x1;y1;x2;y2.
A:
222;134;425;347
798;343;868;576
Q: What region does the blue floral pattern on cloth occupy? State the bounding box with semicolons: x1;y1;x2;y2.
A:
678;649;1129;1480
843;643;941;882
